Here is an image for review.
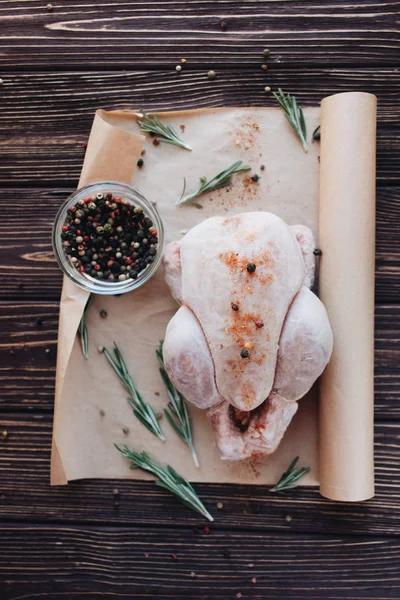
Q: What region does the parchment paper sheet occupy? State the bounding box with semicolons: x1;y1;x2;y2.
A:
51;96;376;500
319;93;376;501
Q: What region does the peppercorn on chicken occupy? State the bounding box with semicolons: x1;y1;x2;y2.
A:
162;212;333;461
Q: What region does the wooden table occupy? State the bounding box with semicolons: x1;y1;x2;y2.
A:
1;2;399;598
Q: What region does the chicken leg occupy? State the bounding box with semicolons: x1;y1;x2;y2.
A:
163;305;222;409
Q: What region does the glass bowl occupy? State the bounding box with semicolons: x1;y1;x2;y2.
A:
52;181;164;294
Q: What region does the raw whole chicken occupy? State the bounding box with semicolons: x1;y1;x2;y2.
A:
163;212;333;461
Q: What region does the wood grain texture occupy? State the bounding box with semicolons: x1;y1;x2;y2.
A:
1;126;398;186
0;68;399;186
0;302;399;418
0;187;399;302
1;69;399;136
2;526;400;600
1;0;399;68
0;416;400;536
1;1;399;597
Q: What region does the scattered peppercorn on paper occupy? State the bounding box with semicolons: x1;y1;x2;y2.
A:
51;96;376;502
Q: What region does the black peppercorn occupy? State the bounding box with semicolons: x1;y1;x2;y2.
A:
137;158;144;167
247;263;256;273
61;192;158;282
240;349;249;359
313;248;322;256
231;303;239;311
251;174;260;182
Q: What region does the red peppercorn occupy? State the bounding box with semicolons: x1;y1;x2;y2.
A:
94;265;101;271
107;260;114;268
153;137;160;146
255;320;264;328
125;257;132;264
152;230;158;236
115;197;122;203
261;64;268;71
204;526;210;535
84;197;91;204
79;266;84;273
62;225;68;232
88;216;94;222
83;236;89;242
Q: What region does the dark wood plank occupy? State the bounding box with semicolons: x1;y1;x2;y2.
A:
0;188;399;302
1;303;399;418
8;132;397;185
1;69;398;137
1;0;399;68
1;118;398;187
0;415;400;536
2;525;400;600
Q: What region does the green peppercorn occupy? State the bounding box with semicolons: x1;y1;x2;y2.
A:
263;48;270;58
208;70;216;80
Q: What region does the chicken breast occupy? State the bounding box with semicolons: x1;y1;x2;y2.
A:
179;212;305;411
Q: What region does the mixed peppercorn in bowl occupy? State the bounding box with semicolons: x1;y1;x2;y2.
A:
52;181;164;294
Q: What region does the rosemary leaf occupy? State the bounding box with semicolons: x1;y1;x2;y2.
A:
104;343;166;442
77;294;92;359
115;445;213;521
312;125;321;142
156;341;199;467
137;110;192;151
273;88;308;153
270;456;310;494
176;160;251;206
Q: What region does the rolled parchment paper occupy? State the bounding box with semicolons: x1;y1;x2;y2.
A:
319;92;377;501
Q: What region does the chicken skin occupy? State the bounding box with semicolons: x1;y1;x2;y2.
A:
163;212;333;461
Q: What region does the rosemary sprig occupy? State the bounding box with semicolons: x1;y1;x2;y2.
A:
156;341;199;468
273;88;308;153
115;445;213;521
270;456;310;493
177;160;251;206
77;294;92;359
137;110;192;151
103;342;166;442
